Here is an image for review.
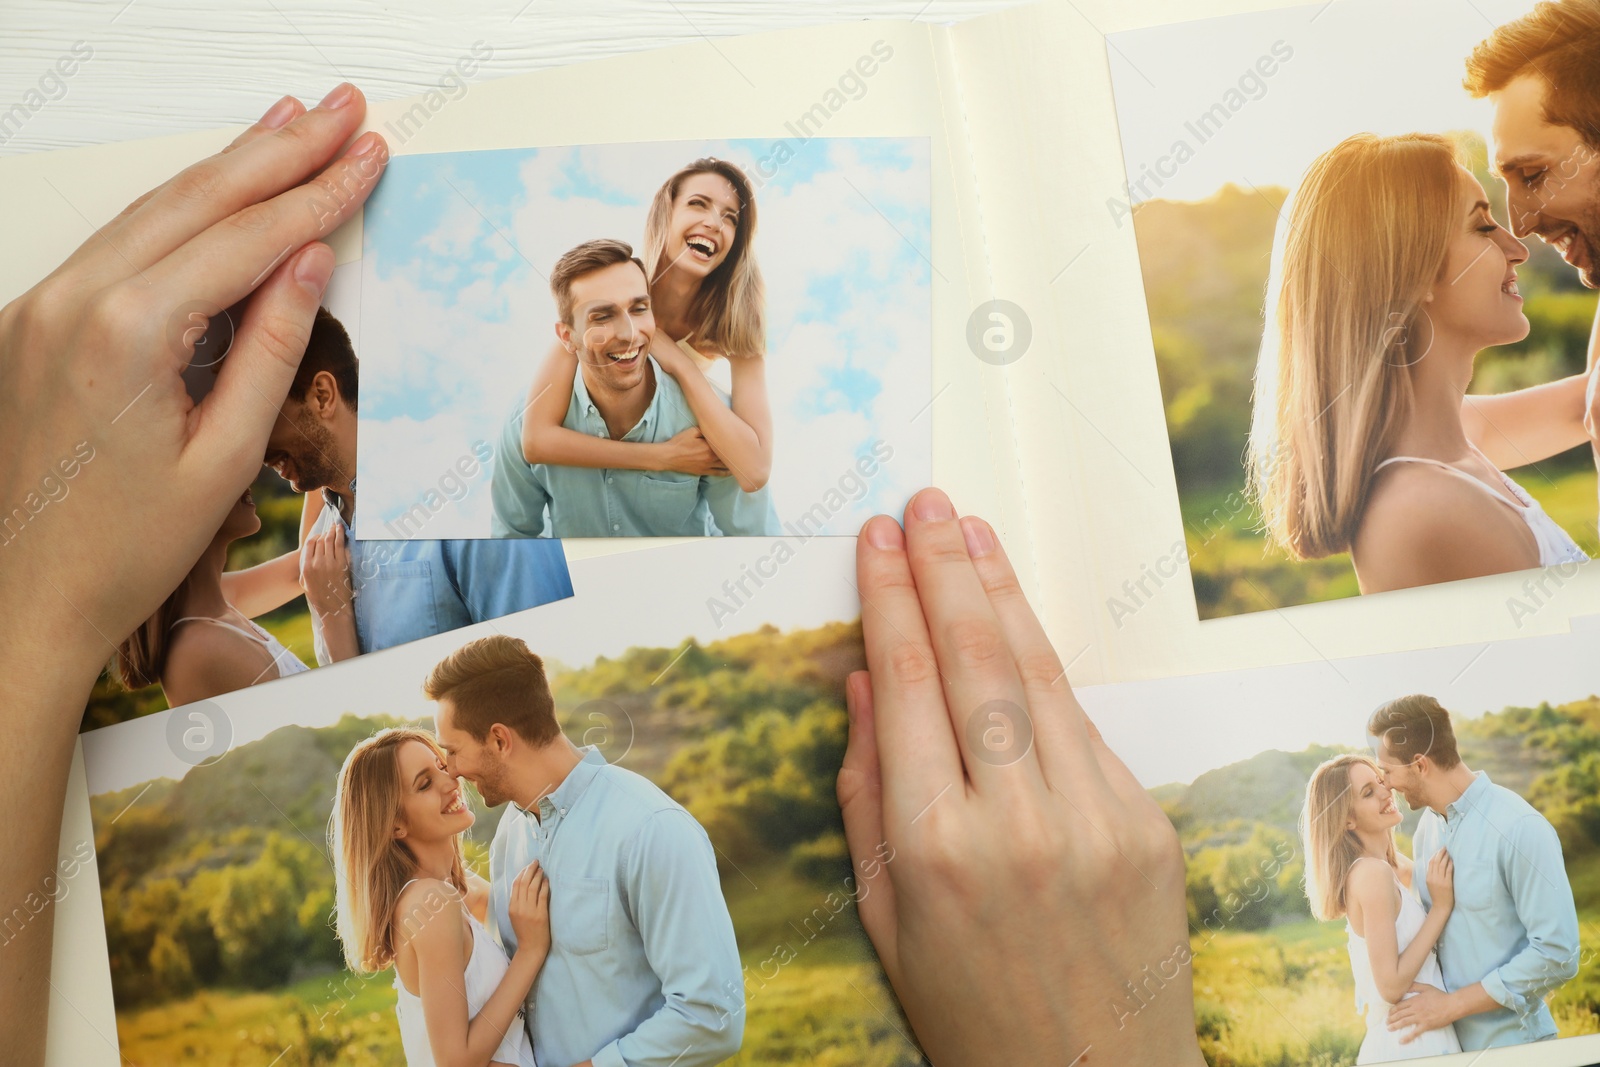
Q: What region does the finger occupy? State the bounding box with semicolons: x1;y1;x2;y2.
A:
144;130;386;317
958;514;1104;792
219;96;305;156
186;242;334;496
837;670;897;969
901;489;1038;794
110;85;370;270
855;513;965;818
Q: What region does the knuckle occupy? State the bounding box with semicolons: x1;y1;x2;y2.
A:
251;312;311;368
168;162;227;206
884;641;937;688
227;200;279;237
1015;647;1065;691
945;616;1005;667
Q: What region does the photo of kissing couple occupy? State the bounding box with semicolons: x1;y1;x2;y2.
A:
1302;695;1578;1062
353;137;930;543
1113;0;1600;619
330;634;743;1067
88;301;574;729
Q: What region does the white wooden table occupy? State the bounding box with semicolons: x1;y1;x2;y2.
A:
0;0;1023;156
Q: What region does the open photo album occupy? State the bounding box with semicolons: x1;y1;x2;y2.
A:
6;0;1600;1064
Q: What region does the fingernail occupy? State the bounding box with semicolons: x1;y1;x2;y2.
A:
259;95;297;129
911;488;954;523
863;515;903;550
319;82;356;110
960;516;996;558
294;244;334;296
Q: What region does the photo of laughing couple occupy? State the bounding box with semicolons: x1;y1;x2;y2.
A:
88;306;574;729
331;635;742;1067
353;138;930;543
1112;0;1600;619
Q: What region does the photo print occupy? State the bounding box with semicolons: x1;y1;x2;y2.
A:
1107;0;1600;620
354;137;930;541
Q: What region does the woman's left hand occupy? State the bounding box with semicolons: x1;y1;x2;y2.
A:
301;522;353;619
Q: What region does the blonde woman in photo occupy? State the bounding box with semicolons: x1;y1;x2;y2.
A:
517;157;774;492
1302;754;1460;1062
1250;133;1595;593
332;728;549;1067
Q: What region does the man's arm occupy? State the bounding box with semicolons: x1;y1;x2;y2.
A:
1479;813;1581;1012
445;539;575;625
588;809;745;1067
490;410;552;538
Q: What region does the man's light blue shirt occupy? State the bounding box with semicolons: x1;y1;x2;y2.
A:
489;358;780;538
307;489;574;663
1411;771;1579;1050
488;747;745;1067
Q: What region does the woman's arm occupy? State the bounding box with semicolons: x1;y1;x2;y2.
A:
653;335;772;491
1462;374;1588;469
219;493;326;616
301;524;358;663
519;342;679;471
1350;858;1452;1005
404;881;544;1067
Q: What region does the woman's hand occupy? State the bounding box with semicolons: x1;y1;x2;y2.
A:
838;488;1202;1066
301;521;353;618
651;427;728;477
0;85;386;671
508;860;552;960
1425;849;1454;914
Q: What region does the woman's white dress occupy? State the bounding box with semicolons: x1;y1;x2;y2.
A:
1346;866;1462;1063
394;908;537;1066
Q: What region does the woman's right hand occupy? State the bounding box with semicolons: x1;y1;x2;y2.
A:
653;427;729;477
300;522;353;619
509;861;551;958
1425;849;1454;913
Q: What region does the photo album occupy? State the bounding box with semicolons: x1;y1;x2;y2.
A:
6;0;1600;1064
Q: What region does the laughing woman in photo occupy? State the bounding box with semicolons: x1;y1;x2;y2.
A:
333;729;548;1067
1250;132;1595;593
517;158;774;492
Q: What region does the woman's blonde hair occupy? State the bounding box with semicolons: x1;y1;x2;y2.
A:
330;728;466;974
1249;133;1463;559
640;158;765;359
1301;754;1396;922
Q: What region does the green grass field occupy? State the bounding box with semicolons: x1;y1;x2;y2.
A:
1182;465;1600;619
112;860;920;1066
1190;907;1600;1067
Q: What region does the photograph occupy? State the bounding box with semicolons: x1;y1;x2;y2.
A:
82;266;576;732
81;538;915;1067
353;136;930;541
1107;0;1600;619
1086;619;1600;1066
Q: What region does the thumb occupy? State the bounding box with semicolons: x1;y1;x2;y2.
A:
188;242;334;497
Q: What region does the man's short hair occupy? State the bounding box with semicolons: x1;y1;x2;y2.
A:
1368;694;1462;770
289;306;359;412
1465;0;1600;150
423;634;559;746
549;239;647;327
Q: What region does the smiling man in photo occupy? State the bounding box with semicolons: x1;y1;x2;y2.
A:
490;239;780;537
